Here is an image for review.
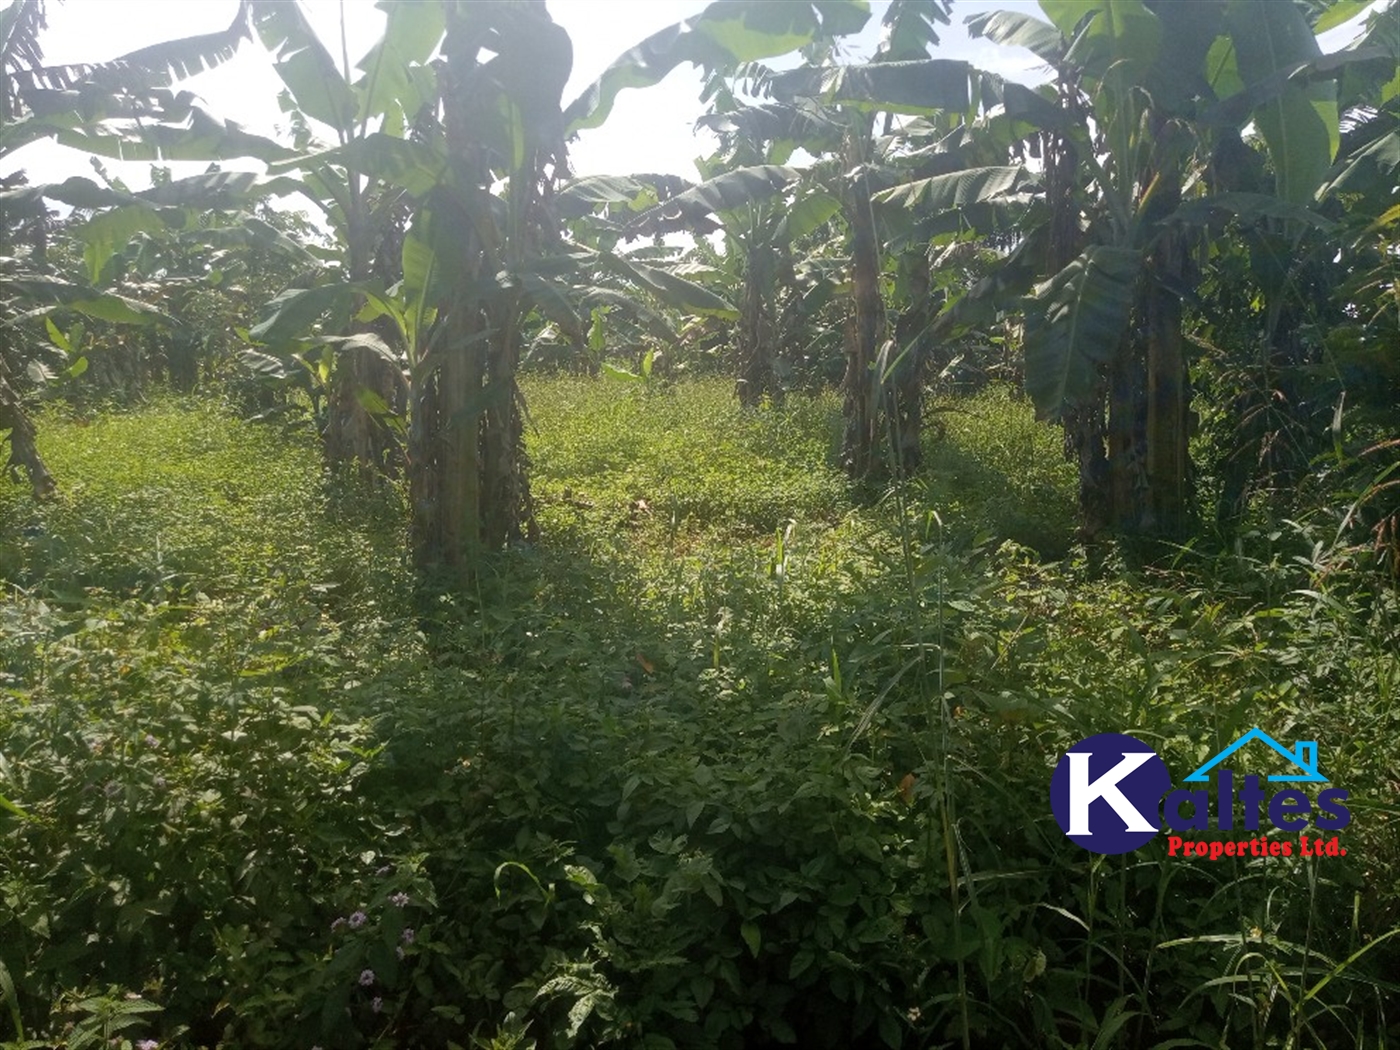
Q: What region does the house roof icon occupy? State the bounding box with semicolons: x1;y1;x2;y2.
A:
1182;727;1328;784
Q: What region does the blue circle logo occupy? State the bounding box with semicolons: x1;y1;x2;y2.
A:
1050;733;1171;854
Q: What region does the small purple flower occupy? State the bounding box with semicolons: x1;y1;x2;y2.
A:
371;996;383;1014
144;735;158;748
152;776;167;789
331;917;346;932
389;892;409;907
348;910;367;929
137;1041;158;1050
358;968;376;987
400;927;415;944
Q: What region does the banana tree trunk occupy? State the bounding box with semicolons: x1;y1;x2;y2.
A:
842;124;885;478
1145;224;1191;538
1064;404;1111;536
889;250;930;474
1108;340;1147;532
325;346;400;474
410;3;547;581
1043;123;1113;536
324;172;401;475
0;366;54;499
736;242;778;407
480;305;536;550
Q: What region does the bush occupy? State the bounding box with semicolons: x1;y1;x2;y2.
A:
3;386;1397;1049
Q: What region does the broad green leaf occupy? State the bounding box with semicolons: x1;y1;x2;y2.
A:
0;175;130;210
497;96;526;174
873;165;1037;210
238;347;299;379
1320;126;1400;196
64;296;165;325
251;0;356;132
1226;0;1338;203
965;10;1066;64
695;1;870;64
880;0;953;59
591;249;739;319
138;170;304;208
660;164;797;216
1050;0;1160;80
628;165;798;236
777;189;842;241
8;278;169;325
250;284;360;346
44;317;70;352
1167;192;1336;230
740;920;762;957
192;216;321;266
54;102;293;164
565;0;871;132
577;286;678;343
0;110;84;157
1148;0;1227;112
515;271;585;345
273;134;447;196
474;7;573;154
982;75;1068;131
696;100;845;156
401;210;444;361
0;790;30;821
74;206;169;284
1315;0;1371;33
1204;36;1244;100
354;0;444;129
773;58;972;115
557;175;665;218
1023;245;1141;421
1338;3;1400;107
601;361;644;384
305;333;402;369
2;170;303;280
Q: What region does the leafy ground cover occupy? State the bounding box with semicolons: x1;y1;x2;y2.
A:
1;382;1397;1049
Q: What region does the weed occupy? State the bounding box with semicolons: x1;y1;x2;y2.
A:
1;384;1396;1048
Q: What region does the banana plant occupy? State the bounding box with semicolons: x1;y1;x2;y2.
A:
951;0;1385;538
617;152;841;404
245;0;871;582
0;0;257;496
244;0;449;473
706;0;977;476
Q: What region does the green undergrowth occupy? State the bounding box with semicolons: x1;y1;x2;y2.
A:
525;377;848;542
0;399;407;602
921;385;1078;557
1;382;1397;1049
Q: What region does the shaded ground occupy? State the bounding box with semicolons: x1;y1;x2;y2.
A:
1;381;1395;1049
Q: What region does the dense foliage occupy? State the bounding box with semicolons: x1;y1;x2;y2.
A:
2;388;1397;1049
2;0;1400;1047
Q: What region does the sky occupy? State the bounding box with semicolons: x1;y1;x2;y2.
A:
9;0;1051;193
7;0;1378;195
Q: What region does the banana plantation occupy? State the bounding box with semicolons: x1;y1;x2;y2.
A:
2;0;1400;1047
